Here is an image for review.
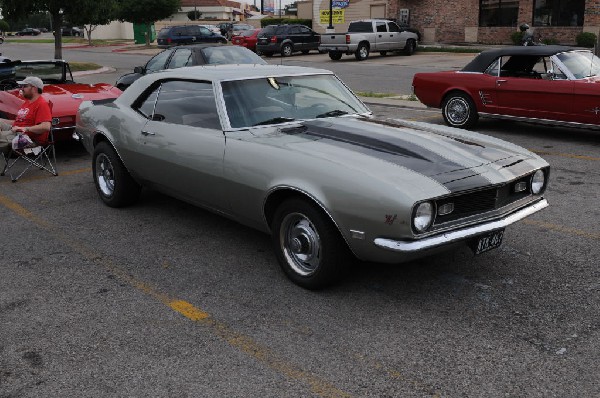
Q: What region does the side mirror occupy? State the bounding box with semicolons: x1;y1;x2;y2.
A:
134;66;145;74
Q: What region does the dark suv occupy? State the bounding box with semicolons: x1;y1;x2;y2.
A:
256;24;320;57
157;25;227;48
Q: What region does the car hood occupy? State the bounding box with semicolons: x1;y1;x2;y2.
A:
247;117;546;194
7;83;122;117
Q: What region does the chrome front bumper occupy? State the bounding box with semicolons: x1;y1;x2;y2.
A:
374;199;548;253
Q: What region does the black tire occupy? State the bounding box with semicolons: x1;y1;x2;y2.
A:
441;92;479;129
92;141;141;207
301;50;310;54
404;39;416;56
281;43;293;57
355;43;369;61
380;51;387;56
328;51;342;61
0;38;4;44
271;198;352;289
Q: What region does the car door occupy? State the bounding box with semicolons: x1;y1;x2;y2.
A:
131;79;227;209
387;21;404;50
374;21;389;51
299;26;319;50
495;55;574;121
287;26;303;50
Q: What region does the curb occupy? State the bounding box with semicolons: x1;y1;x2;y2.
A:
359;97;427;109
72;66;116;76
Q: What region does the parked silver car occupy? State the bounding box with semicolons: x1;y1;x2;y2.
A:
75;65;549;289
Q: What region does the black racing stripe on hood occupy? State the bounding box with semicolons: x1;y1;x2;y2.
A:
296;121;493;193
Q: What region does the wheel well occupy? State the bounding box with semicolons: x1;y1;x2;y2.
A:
358;41;370;50
264;188;337;232
442;89;473;107
93;132;110;148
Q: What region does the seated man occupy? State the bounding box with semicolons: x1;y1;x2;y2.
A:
0;76;52;155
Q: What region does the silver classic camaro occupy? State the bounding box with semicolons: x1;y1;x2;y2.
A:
75;65;549;289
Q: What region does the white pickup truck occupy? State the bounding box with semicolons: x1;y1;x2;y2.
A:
318;19;419;61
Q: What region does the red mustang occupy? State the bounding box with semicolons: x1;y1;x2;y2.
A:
0;60;121;141
412;46;600;129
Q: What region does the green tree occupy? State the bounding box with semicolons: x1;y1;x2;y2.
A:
187;10;202;21
118;0;180;46
68;0;120;45
0;0;72;58
0;20;10;33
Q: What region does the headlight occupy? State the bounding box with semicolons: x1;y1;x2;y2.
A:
531;169;545;194
413;202;434;233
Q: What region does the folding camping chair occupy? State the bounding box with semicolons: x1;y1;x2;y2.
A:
0;128;58;182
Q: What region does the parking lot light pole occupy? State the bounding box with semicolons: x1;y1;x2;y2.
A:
327;0;334;33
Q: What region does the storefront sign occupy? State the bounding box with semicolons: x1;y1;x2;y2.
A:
320;9;345;24
332;0;349;8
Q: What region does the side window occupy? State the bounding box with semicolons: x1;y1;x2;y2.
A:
167;49;193;69
299;26;311;34
186;26;200;36
485;57;501;76
199;26;211;36
172;27;184;36
145;50;172;72
134;85;160;119
152;80;221;129
289;26;301;35
376;22;387;32
387;22;401;32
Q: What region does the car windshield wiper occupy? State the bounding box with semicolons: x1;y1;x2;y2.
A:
253;117;295;126
316;110;349;118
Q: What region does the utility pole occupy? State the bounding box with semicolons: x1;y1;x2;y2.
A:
327;0;334;32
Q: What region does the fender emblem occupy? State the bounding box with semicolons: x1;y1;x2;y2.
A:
384;214;397;225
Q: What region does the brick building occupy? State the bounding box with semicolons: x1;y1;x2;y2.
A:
305;0;600;45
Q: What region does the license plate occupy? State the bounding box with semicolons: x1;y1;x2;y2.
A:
471;229;504;255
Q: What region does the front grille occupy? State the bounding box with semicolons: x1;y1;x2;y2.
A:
434;175;532;224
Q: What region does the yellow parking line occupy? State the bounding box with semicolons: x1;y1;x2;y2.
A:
0;167;91;184
523;219;600;241
0;192;351;398
531;150;600;162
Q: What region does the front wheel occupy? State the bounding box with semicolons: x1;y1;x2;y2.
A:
93;141;141;207
404;39;416;55
328;51;342;61
281;43;293;57
0;38;4;44
271;198;352;289
355;43;369;61
442;92;479;129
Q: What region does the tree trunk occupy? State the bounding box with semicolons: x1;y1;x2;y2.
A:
145;25;151;47
52;12;63;59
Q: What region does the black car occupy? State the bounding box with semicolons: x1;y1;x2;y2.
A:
156;25;227;48
115;44;267;90
15;28;41;36
256;24;320;57
62;26;82;37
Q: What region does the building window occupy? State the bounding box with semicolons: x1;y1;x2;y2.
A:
479;0;519;27
534;0;584;27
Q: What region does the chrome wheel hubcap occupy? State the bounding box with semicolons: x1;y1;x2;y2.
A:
96;153;115;197
359;47;368;58
280;213;321;276
446;97;469;125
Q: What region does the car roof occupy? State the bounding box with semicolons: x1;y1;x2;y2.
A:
462;45;578;72
160;64;332;81
168;43;229;50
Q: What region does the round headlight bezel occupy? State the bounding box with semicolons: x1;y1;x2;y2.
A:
412;201;435;234
530;169;546;195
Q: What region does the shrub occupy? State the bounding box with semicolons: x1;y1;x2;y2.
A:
261;18;312;28
510;31;523;45
576;32;597;48
542;37;558;45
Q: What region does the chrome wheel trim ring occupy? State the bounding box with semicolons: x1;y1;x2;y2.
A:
283;45;292;56
359;46;368;59
95;153;115;197
445;97;470;125
280;212;322;276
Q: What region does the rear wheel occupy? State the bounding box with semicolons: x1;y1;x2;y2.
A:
328;51;342;61
355;43;369;61
281;43;293;57
442;92;479;129
271;198;352;289
93;141;141;207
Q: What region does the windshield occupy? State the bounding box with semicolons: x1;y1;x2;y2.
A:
221;74;370;128
13;62;69;83
557;51;600;79
202;46;267;65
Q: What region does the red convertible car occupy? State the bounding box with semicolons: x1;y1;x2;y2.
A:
412;46;600;129
0;60;121;141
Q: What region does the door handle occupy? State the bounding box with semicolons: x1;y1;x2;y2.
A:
378;35;382;38
141;131;156;136
496;79;508;84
